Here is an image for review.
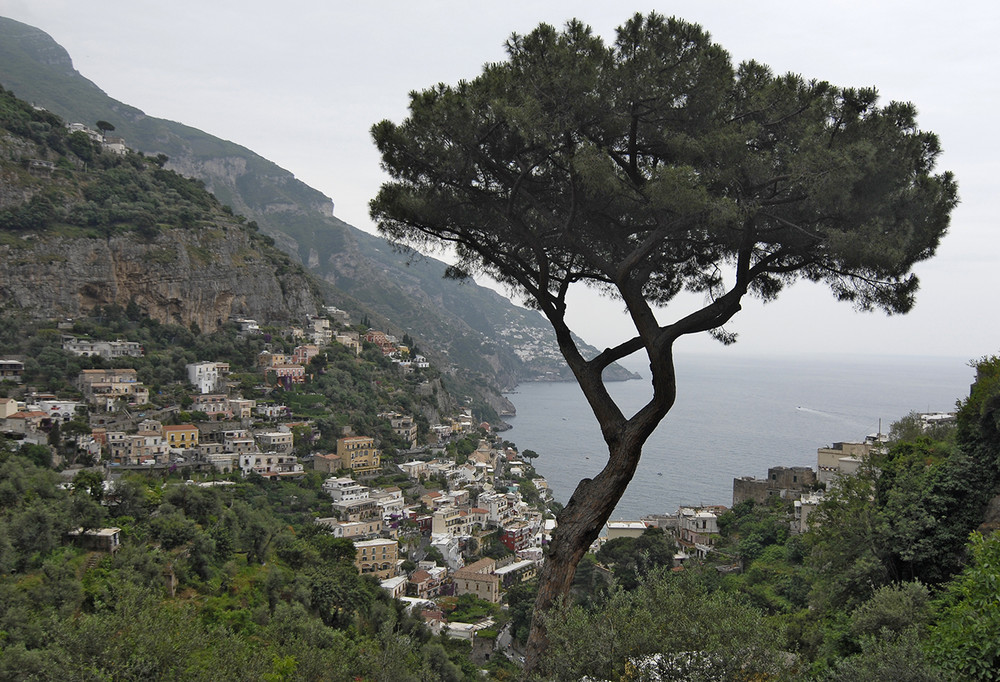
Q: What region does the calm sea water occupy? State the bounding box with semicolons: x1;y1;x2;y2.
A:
503;353;974;521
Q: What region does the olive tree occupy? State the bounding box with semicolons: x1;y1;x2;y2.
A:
370;13;956;670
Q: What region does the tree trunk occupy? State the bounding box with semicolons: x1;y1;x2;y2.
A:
523;436;648;675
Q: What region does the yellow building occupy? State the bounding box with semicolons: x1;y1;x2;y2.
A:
163;424;199;449
354;538;398;580
337;436;381;474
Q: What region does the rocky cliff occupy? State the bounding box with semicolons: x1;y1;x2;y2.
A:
0;226;319;331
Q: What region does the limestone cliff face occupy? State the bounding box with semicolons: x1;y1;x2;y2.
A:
0;225;319;331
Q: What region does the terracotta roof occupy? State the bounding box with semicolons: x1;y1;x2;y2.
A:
9;411;47;419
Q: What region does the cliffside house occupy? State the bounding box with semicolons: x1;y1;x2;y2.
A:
239;453;302;478
190;394;232;420
77;369;149;408
332;497;380;522
63;337;142;359
0;359;25;383
431;507;472;536
228;398;255;420
354;538;399;580
255;430;294;455
3;410;48;435
364;330;397;355
322;477;369;502
678;506;725;554
452;557;500;603
67;527;121;553
162;424;199;450
382;412;418;448
314;517;383;539
291;344;320;366
312;452;342;474
400;459;429;479
107;431;168;465
494;558;538;588
335;332;362;355
265;364;306;385
0;397;19;419
817;441;878;484
337;435;381;475
408;567;447;599
605;521;648;541
186;361;229;394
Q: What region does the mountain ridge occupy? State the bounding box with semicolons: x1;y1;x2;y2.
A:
0;15;639;394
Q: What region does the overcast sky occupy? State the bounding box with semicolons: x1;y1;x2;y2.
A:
1;1;996;362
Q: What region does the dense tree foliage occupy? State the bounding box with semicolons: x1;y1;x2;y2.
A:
595;526;676;590
0;454;480;681
0;85;248;236
540;569;790;680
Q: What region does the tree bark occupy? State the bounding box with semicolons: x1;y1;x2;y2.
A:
523;359;675;675
523;461;639;671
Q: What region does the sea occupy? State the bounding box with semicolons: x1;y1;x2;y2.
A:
502;353;975;522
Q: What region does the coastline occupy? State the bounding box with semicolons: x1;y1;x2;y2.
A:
501;354;974;521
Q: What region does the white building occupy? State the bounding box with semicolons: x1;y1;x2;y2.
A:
678;507;721;548
399;460;429;479
478;490;515;525
322;477;370;502
371;486;405;517
793;492;826;534
381;575;408;599
430;534;464;571
62;337;142;359
307;316;332;345
34;399;84;422
186;361;228;394
234;318;261;335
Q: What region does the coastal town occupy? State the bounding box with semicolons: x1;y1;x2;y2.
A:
0;302;960;665
0;53;988;682
0;307;562;657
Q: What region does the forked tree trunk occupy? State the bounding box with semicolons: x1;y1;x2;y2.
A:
520;310;682;676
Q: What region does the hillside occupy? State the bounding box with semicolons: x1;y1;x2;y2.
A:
0;16;638;389
0;84;319;330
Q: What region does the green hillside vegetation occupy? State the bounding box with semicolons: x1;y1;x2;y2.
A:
0;453;490;681
0;84;265;240
3;305;1000;678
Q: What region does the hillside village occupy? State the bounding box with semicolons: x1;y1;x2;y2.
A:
0;304;565;649
1;300;964;654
